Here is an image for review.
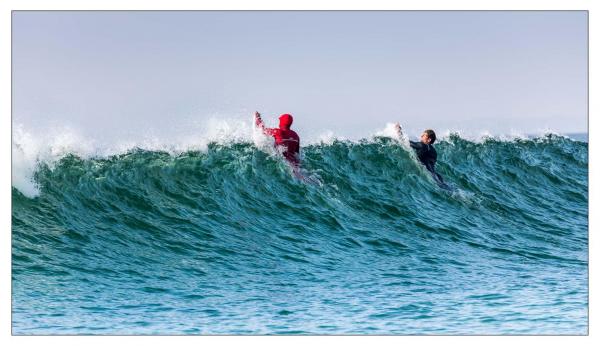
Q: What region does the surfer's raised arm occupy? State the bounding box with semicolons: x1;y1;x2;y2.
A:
255;111;265;131
394;122;403;137
255;111;276;136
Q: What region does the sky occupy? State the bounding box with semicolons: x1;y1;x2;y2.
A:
12;11;588;142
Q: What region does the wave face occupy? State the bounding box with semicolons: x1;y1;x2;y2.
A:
12;134;588;334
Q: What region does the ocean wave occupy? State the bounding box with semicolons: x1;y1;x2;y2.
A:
11;125;588;334
11;120;586;198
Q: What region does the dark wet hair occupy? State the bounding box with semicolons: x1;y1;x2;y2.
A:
424;129;436;144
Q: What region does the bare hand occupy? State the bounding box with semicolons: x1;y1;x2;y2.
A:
254;111;263;126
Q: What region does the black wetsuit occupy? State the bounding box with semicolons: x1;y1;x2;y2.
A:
409;141;446;186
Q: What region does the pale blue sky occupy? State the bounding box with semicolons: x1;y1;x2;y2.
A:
12;11;587;142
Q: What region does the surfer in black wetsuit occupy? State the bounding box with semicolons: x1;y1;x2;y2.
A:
395;124;448;188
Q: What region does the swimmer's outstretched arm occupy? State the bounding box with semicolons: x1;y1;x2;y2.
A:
394;122;403;137
395;123;413;145
255;111;276;136
395;122;421;149
255;111;265;129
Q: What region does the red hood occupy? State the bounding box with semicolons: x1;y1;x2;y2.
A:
278;114;293;130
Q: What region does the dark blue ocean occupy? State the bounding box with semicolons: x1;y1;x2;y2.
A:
12;134;588;334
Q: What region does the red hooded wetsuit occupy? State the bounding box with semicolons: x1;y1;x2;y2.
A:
256;113;300;165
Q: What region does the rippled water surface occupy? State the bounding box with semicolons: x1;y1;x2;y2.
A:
12;135;588;334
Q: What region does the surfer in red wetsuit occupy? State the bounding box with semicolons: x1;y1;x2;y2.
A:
255;111;300;165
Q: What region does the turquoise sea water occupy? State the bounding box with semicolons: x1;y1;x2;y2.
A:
12;134;588;334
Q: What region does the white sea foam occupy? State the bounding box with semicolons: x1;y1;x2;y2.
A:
309;130;347;145
375;122;402;141
437;128;568;144
12;124;98;198
11;117;577;198
11;116;275;197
